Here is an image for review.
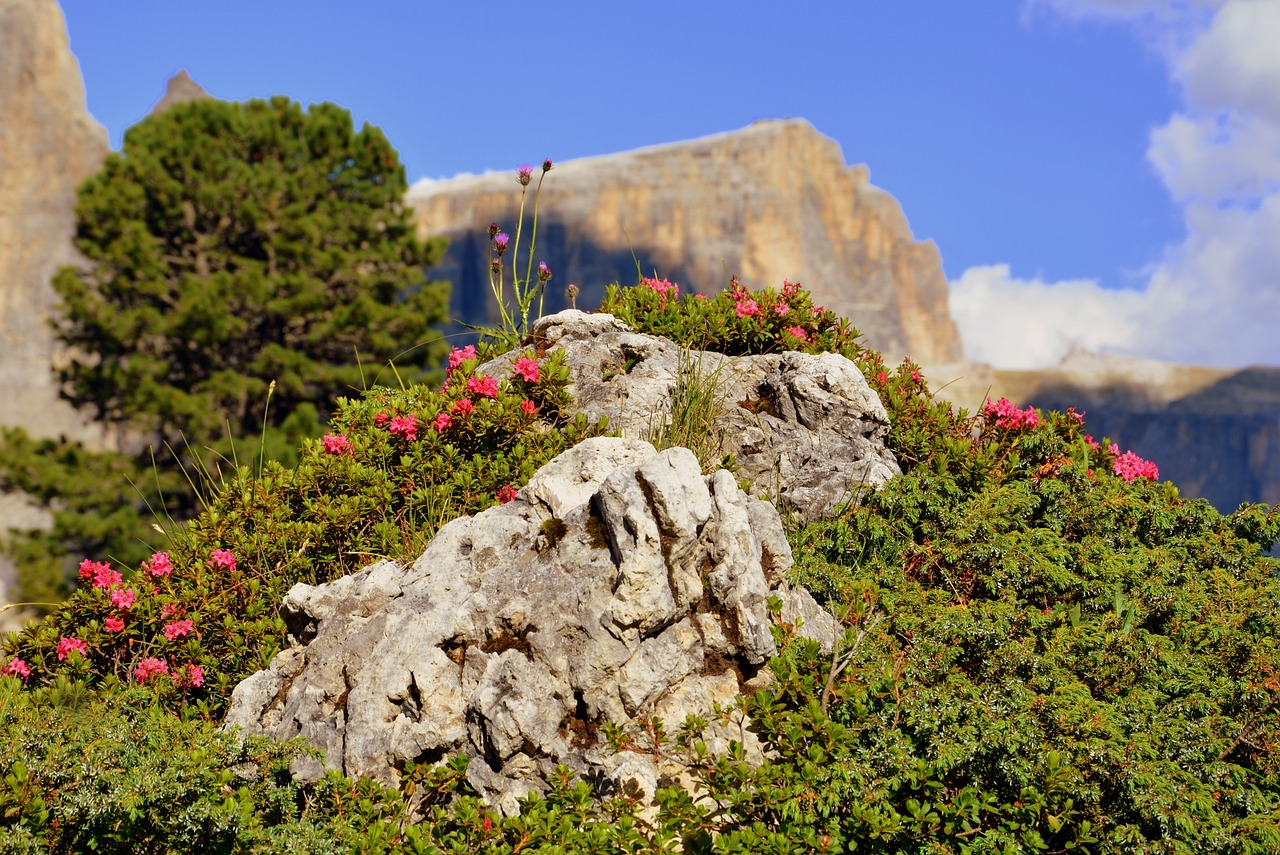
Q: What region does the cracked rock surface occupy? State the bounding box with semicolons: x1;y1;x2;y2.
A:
225;438;837;814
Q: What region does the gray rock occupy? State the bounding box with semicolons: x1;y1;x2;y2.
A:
225;437;837;813
481;310;901;523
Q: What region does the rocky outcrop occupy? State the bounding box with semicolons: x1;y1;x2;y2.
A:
481;310;900;524
148;69;209;116
407;119;966;367
225;438;837;814
0;0;108;443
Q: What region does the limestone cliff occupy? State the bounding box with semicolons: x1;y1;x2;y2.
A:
407;120;966;367
0;0;108;444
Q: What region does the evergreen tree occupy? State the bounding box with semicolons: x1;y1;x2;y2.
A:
1;96;449;604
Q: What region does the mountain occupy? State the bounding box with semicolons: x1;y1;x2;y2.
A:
0;0;109;445
406;120;967;368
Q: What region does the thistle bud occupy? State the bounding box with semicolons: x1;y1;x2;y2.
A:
517;165;533;186
537;261;552;282
566;283;579;309
488;222;500;237
542;158;553;173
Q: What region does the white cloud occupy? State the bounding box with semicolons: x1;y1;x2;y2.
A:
953;0;1280;369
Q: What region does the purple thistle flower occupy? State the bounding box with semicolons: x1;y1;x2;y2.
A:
517;165;533;186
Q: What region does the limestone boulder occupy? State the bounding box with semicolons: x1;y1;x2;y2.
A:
480;310;901;524
225;438;837;815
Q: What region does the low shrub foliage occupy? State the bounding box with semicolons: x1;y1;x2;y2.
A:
3;276;1278;852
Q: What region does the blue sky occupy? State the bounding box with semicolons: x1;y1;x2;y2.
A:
57;0;1280;370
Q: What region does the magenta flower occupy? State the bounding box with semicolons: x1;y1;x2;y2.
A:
784;325;809;342
134;657;169;684
734;298;760;318
104;617;125;633
875;371;889;386
1;657;31;681
537;261;552;282
448;344;477;373
494;232;511;254
513;357;541;383
1113;450;1159;483
208;549;237;572
110;587;136;611
374;411;390;428
57;636;88;662
467;375;500;398
175;663;205;689
496;485;518;504
542;158;553;173
322;434;354;456
433;412;453;432
164;618;195;641
160;601;183;620
782;279;802;299
80;559;122;590
520;399;538;415
775;302;791;317
1084;434;1101;451
451;398;474;416
144;552;173;578
389;415;419;441
516;165;533;186
982;397;1038;430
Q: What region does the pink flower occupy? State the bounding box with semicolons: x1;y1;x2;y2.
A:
496;485;518;504
374;411;390;428
144;552;173;577
784;325;809;342
208;549;237;572
494;233;510;255
175;663;204;689
774;302;791;317
322;434;354;456
782;279;802;299
1113;450;1159;483
520;399;538;415
982;397;1039;430
164;618;195;641
1;657;31;682
160;601;183;620
448;345;477;373
734;298;760;318
537;261;551;282
516;165;532;186
57;636;88;662
451;398;474;416
641;276;679;301
80;559;122;590
104;617;125;633
467;375;500;398
134;657;169;683
1084;434;1100;451
513;357;541;383
109;587;136;611
875;371;889;385
433;412;453;432
910;368;924;383
389;415;419;441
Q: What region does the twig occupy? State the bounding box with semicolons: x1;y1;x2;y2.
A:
821;611;884;713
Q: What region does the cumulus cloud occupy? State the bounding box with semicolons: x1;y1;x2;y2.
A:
954;0;1280;369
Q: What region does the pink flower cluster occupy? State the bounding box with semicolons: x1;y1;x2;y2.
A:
496;485;518;504
389;415;419;441
1112;450;1159;483
322;434;354;456
1;657;31;682
448;345;477;375
513;357;541;384
110;587;136;610
208;549;237;572
467;375;500;398
134;657;169;683
642;276;678;306
164;618;195;640
451;398;474;417
79;559;122;590
982;397;1040;430
782;279;802;299
734;296;761;318
144;551;173;577
433;412;453;432
784;325;809;342
57;636;88;661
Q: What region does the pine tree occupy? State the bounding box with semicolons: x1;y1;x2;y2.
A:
1;96;450;603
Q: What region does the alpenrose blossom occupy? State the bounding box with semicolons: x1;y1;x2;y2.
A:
982;397;1039;430
450;398;474;416
496;485;518;504
1113;450;1159;483
322;433;353;456
164;618;195;640
784;325;809;342
467;375;500;398
174;663;204;689
134;657;169;683
57;636;88;661
1;657;31;681
144;551;173;577
388;415;419;441
447;344;477;373
433;412;453;432
520;399;538;415
513;356;541;383
79;559;122;590
208;549;237;572
104;617;125;633
109;587;136;610
775;302;791;317
734;297;761;318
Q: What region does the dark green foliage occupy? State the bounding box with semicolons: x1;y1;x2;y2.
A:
3;277;1280;852
2;95;449;603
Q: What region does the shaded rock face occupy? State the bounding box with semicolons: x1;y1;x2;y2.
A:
480;311;901;524
407;119;966;366
0;0;109;443
225;438;837;814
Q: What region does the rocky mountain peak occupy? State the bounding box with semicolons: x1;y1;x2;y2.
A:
148;68;210;116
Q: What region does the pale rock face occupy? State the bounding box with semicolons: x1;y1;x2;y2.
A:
224;438;839;815
407;119;966;366
0;0;108;443
481;310;902;524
